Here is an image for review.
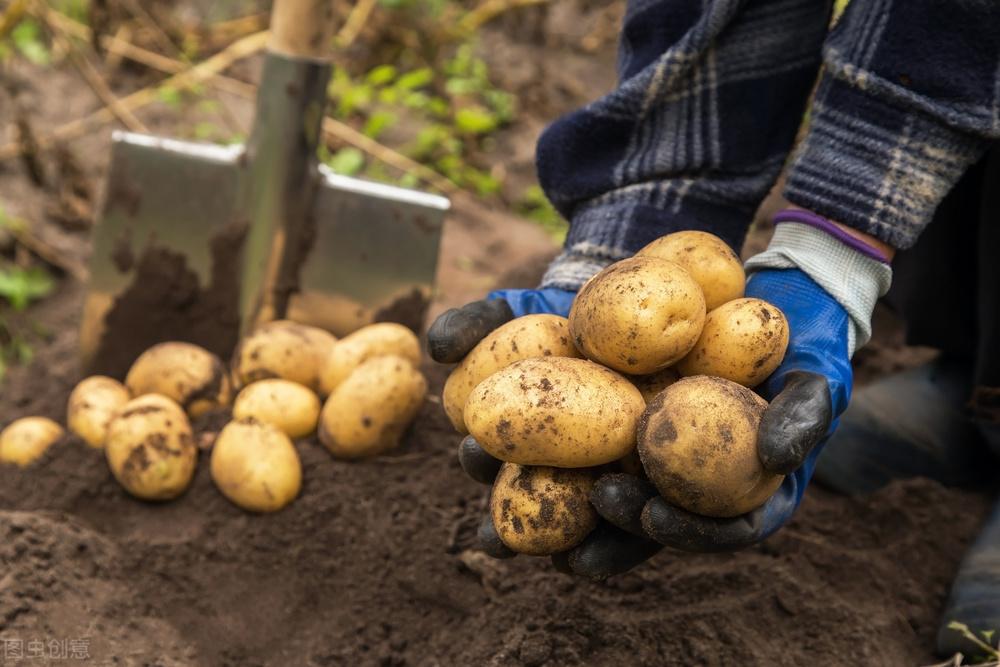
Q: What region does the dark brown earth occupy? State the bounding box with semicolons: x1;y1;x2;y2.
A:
0;277;993;666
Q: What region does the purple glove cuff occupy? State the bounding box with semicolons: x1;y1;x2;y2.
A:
773;209;891;264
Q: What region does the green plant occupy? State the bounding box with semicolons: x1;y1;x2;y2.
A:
517;185;568;244
1;16;50;64
946;622;1000;664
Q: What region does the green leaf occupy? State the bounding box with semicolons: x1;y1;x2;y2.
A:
362;111;397;140
12;20;49;65
193;122;218;140
327;148;365;176
366;64;397;86
395;68;433;91
0;267;55;311
158;86;183;108
454;106;498;135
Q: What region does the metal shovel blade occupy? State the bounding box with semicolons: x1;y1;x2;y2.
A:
81;130;448;376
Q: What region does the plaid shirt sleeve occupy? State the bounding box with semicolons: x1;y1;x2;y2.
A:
537;0;1000;290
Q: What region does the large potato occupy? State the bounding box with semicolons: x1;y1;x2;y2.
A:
638;376;782;517
637;231;745;310
490;463;597;555
105;394;197;501
0;417;64;466
232;379;321;439
319;355;427;459
210;418;302;512
231;320;337;393
465;357;645;467
442;314;581;433
67;376;131;448
125;342;231;417
569;256;706;374
676;298;789;387
319;322;420;395
629;367;680;404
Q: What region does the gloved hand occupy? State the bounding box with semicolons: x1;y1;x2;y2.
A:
591;268;853;553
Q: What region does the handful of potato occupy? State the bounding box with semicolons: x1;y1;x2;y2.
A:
442;231;791;557
3;318;426;515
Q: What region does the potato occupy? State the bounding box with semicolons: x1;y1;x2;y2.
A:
638;375;782;517
465;357;645;468
637;231;745;310
676;298;789;387
442;314;581;434
629;367;680;404
569;256;706;374
319;355;427;459
319;322;420;395
232;379;321;439
490;463;597;555
125;342;231;418
0;417;64;467
210;418;302;512
67;376;131;448
231;320;337;393
105;394;197;501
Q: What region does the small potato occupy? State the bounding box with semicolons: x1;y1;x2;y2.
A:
67;376;131;448
629;367;680;404
442;314;581;434
465;357;645;468
0;417;64;467
105;394;197;501
232;379;321;439
638;376;782;517
676;298;789;387
125;342;231;417
319;355;427;459
490;463;597;556
319;322;420;395
232;320;338;393
569;256;706;374
637;231;745;310
210;418;302;512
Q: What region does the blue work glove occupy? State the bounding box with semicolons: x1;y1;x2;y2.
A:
592;268;853;553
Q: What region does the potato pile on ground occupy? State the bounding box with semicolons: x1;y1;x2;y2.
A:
0;320;426;515
443;230;790;558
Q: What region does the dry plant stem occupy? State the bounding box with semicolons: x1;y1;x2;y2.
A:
119;0;177;55
7;219;89;281
336;0;377;48
0;30;270;161
0;0;28;39
456;0;550;34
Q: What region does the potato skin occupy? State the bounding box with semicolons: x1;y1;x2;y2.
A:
319;355;427;459
67;376;131;448
629;367;680;404
465;357;645;468
232;379;321;439
676;298;789;387
231;320;337;393
0;417;64;467
490;463;597;555
442;314;581;433
637;231;745;310
638;376;783;517
210;418;302;512
319;322;420;395
125;342;231;418
105;394;197;501
569;256;706;374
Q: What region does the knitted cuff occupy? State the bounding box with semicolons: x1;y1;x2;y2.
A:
745;220;892;355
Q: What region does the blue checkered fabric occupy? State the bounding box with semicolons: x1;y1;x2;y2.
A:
537;0;1000;290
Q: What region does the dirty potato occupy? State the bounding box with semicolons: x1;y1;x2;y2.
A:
231;320;338;393
629;367;681;404
638;376;782;517
0;417;64;467
637;231;745;310
210;418;302;512
232;379;321;439
319;322;420;395
319;355;427;459
105;394;197;501
125;342;231;417
465;357;645;468
67;376;131;448
490;463;597;555
442;314;581;433
676;298;789;387
569;256;706;374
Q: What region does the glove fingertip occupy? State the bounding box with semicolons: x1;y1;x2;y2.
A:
458;436;502;485
478;513;517;559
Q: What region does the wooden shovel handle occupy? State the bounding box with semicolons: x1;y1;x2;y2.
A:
268;0;338;60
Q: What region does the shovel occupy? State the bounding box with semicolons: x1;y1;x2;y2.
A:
79;0;450;377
